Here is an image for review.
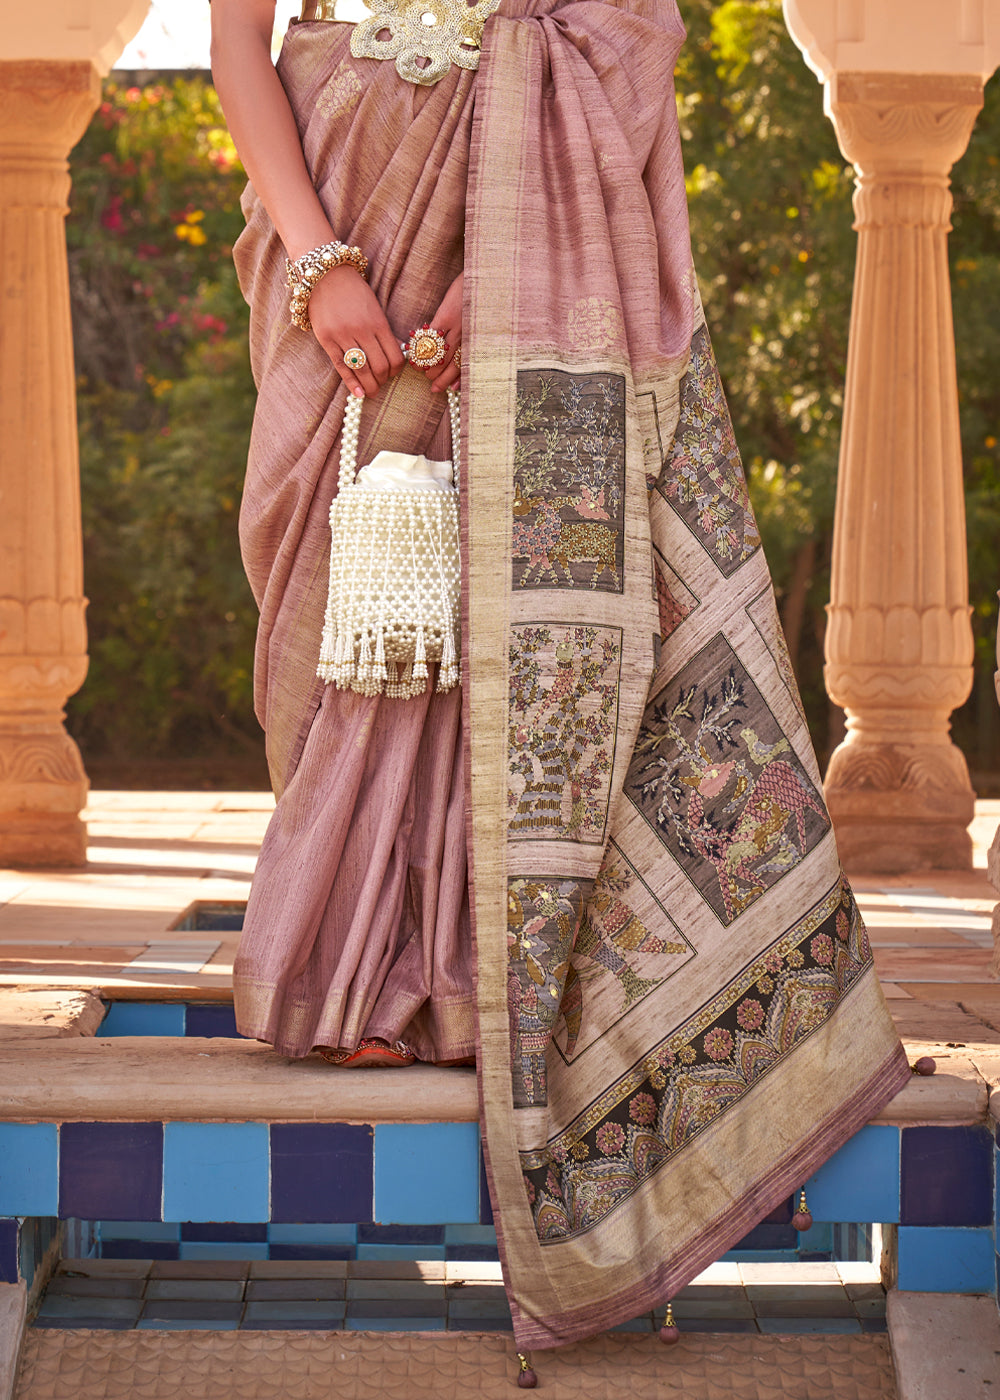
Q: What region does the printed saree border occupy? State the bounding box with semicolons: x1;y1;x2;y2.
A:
509;1035;910;1349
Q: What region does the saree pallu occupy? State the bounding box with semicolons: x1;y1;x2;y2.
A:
233;0;911;1350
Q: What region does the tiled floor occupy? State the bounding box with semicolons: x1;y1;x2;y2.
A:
33;1259;887;1336
14;1329;900;1400
1;793;998;1019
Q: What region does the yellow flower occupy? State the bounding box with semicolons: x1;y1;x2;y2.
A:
174;224;190;241
187;209;205;223
985;436;997;450
186;226;207;246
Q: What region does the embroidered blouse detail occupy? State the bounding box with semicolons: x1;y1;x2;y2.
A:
350;0;503;85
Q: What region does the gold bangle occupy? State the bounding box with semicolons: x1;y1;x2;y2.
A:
286;240;369;332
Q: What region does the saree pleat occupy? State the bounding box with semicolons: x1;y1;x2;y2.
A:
232;24;478;1060
231;0;910;1348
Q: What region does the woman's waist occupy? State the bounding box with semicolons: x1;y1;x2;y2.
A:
294;0;571;29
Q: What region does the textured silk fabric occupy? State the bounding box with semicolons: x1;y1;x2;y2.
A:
232;19;477;1061
231;0;911;1349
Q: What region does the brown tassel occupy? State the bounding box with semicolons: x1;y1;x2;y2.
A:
659;1300;680;1344
792;1188;813;1231
913;1056;937;1076
516;1352;537;1388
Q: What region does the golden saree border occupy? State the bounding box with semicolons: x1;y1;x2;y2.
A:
464;0;910;1350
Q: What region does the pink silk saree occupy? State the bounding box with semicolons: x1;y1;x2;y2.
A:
233;0;910;1350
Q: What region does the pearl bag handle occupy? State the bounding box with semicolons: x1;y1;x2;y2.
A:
338;388;461;494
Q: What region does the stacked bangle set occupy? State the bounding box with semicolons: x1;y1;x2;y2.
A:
287;238;459;376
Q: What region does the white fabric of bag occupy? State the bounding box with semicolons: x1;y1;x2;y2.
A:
355;450;454;491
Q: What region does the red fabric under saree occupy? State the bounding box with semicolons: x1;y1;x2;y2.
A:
233;0;910;1350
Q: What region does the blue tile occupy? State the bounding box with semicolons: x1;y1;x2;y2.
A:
20;1216;59;1289
901;1127;993;1227
443;1225;497;1246
100;1003;186;1037
185;1005;242;1039
34;1315;136;1331
268;1244;356;1261
355;1245;447;1261
181;1223;268;1243
270;1124;373;1224
796;1221;833;1255
897;1226;997;1292
721;1249;799;1264
357;1225;444;1246
136;1317;241;1331
0;1220;17;1285
101;1241;179;1261
479;1150;494;1226
757;1318;861;1334
163;1124;269;1223
374;1124;480;1224
99;1221;180;1242
760;1197;794;1225
346;1316;446;1331
267;1224;358;1246
178;1243;269;1261
445;1245;501;1262
60;1123;163;1221
805;1125;900;1224
0;1125;59;1216
732;1222;798;1251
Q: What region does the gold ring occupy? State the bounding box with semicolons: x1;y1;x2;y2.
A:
454;346;462;369
343;347;367;370
407;325;447;369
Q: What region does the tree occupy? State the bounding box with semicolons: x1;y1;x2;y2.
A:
678;0;1000;778
67;78;261;762
65;23;1000;779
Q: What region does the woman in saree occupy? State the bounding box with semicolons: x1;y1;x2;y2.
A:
211;0;910;1354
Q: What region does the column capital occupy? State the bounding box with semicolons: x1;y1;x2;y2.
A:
827;71;984;181
0;1;149;78
0;60;101;214
783;0;1000;86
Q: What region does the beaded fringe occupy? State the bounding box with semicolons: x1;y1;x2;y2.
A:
317;490;461;698
317;390;462;700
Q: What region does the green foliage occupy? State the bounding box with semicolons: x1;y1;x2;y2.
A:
67;78;260;759
67;25;1000;772
678;0;1000;771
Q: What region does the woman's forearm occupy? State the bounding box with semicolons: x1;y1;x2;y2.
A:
210;0;335;259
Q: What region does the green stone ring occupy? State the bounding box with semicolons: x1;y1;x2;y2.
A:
343;347;367;370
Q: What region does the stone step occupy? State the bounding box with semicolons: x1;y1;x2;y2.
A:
0;1030;986;1125
0;1038;477;1124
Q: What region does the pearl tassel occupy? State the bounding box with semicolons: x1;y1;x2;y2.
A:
373;625;387;684
412;624;428;683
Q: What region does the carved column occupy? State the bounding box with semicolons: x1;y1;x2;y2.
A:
0;61;98;865
823;73;980;872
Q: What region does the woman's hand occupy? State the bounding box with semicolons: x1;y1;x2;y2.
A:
420;271;463;393
308;267;406;398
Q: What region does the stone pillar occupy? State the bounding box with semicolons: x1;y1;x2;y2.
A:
821;72;981;872
783;0;1000;873
0;61;99;865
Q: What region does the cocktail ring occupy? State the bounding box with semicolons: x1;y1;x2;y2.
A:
343;347;367;370
407;325;447;369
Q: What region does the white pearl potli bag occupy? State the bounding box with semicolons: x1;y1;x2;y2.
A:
317;388;461;699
